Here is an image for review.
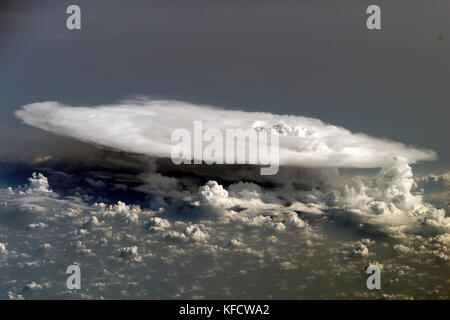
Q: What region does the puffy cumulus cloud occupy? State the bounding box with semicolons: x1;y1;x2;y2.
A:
0;172;308;298
286;212;307;228
306;158;450;239
0;173;449;299
130;160;447;246
146;217;171;231
27;173;52;193
279;261;296;271
227;182;263;200
415;172;450;214
24;282;45;291
416;172;450;191
135;173;182;197
188;174;448;284
94;201;151;224
191;180;314;234
393;244;413;255
184;224;209;242
351;239;375;258
199;181;230;205
15;99;435;169
0;243;7;256
119;246;142;262
7;291;24;300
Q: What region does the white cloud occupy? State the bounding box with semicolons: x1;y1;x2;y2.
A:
16;100;435;169
146;217;171;231
352;242;370;257
184;224;209;242
0;243;7;256
27;173;52;193
119;246;142;262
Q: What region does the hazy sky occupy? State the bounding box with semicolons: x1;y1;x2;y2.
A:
1;0;449;171
0;1;449;300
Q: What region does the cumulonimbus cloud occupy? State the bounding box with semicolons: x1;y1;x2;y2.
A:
15;99;436;168
7;101;450;299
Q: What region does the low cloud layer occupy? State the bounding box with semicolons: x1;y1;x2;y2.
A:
0;171;448;299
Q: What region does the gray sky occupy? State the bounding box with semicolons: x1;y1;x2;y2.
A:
1;0;449;172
